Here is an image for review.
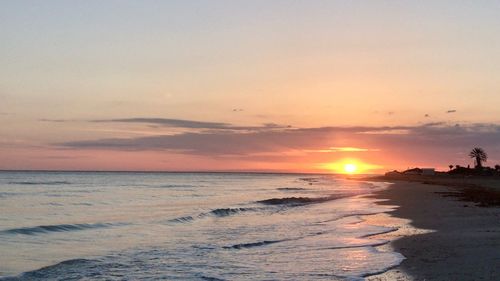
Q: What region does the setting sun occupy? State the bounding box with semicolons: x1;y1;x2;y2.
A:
344;163;357;174
320;158;383;174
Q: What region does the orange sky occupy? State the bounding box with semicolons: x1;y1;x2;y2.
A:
1;1;500;173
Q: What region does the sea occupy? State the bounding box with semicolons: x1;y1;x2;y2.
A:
0;171;403;281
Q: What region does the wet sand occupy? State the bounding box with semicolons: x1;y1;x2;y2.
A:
366;181;500;281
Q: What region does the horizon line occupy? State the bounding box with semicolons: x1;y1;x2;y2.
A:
0;169;382;176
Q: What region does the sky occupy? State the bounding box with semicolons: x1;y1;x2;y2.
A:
1;1;500;173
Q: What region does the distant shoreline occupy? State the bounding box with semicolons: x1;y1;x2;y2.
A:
366;178;500;280
368;174;500;207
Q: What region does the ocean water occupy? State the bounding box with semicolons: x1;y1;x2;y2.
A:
0;172;403;280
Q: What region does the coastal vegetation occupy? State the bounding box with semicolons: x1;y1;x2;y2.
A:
448;148;496;176
386;148;499;177
469;147;488;169
379;148;500;207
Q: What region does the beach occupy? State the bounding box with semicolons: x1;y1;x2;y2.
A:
366;179;500;281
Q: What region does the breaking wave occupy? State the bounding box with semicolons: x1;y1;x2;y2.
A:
208;207;257;217
169;207;263;223
0;258;103;281
168;216;195;223
257;194;348;206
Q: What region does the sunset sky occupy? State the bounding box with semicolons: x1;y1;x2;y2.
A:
2;1;500;173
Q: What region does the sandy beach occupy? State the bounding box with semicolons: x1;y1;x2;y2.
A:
366;180;500;281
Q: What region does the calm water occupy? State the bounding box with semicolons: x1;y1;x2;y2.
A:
0;172;402;280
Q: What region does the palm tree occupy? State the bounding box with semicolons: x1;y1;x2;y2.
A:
469;147;487;169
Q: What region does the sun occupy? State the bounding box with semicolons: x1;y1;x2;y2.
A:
343;163;357;174
320;159;382;174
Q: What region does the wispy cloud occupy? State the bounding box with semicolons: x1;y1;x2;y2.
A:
39;118;72;123
41;117;290;131
95;118;291;131
328;147;380;152
92;118;232;129
55;121;500;161
304;147;380;153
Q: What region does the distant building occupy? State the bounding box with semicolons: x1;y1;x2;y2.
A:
402;167;435;176
403;168;422;175
421;168;435;175
385;170;401;177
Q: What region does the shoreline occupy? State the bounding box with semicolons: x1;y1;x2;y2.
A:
365;180;500;281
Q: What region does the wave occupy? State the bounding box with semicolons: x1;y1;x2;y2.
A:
208;207;257;217
8;181;71;185
360;227;399;238
298;177;320;183
223;239;287;249
257;195;347;206
41;202;64;206
173;195;351;224
0;258;96;281
200;276;225;281
169;207;264;224
71;202;93;206
156;184;198;188
0;223;117;235
0;192;21;198
322;240;391;251
168;216;195;223
276;187;307;191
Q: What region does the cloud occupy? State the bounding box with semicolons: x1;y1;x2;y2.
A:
56;122;500;161
421;122;446;127
305;147;380;153
446;110;457;113
42;117;290;131
39;118;72;123
93;118;232;129
58;129;312;155
99;118;291;131
329;147;380;152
